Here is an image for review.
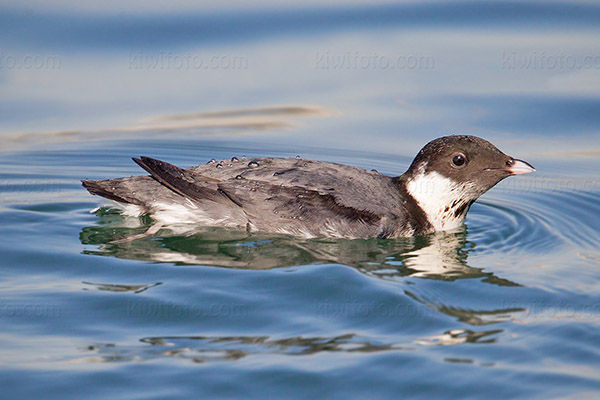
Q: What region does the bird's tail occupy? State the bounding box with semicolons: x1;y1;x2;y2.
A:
81;178;144;205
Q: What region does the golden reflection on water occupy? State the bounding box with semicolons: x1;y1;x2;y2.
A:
1;105;332;152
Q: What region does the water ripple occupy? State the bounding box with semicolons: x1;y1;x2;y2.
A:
469;188;600;255
62;330;504;366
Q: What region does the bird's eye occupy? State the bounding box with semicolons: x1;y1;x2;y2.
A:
506;158;514;167
452;154;466;167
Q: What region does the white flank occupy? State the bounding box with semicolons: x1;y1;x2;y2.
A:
113;200;241;227
119;203;144;217
152;202;242;226
406;170;475;232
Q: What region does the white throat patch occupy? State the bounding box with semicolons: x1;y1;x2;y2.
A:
406;170;476;232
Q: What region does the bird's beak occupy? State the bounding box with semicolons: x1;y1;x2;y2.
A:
508;158;536;175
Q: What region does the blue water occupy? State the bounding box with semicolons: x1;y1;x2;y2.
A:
2;1;600;399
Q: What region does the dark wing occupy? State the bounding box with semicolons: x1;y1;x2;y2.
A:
217;179;384;238
132;156;226;204
189;157;403;217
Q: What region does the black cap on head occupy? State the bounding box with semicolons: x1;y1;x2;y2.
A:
406;135;534;197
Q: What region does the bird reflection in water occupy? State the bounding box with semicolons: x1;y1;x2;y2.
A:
77;213;525;365
80;210;517;286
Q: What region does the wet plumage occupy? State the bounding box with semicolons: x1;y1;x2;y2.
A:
82;135;535;239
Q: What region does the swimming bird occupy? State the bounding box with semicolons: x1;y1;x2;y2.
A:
82;135;534;239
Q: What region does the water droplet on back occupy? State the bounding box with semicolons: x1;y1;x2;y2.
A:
207;159;217;164
216;163;224;169
231;156;239;162
248;161;259;168
235;174;243;180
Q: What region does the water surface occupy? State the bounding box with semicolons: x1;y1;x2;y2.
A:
1;1;600;399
